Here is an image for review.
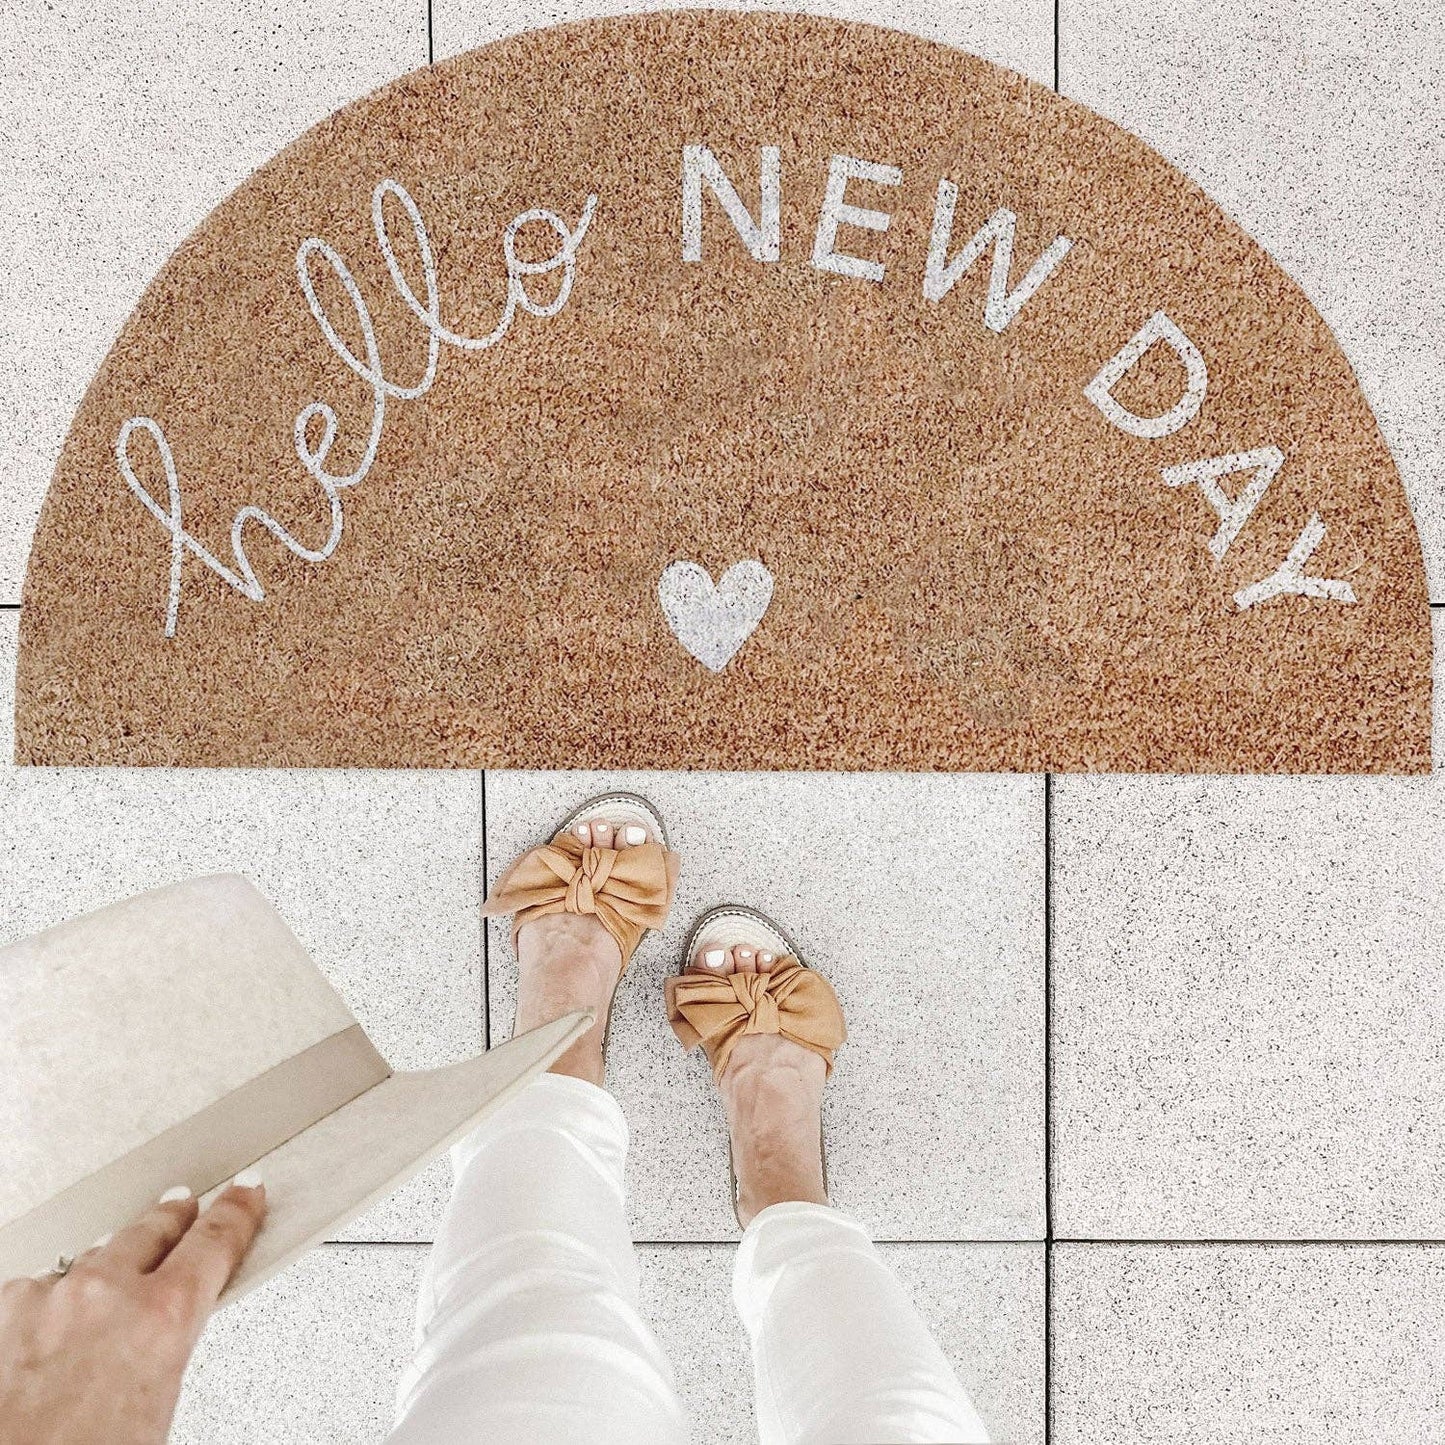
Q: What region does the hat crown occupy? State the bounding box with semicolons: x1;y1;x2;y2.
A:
0;875;356;1226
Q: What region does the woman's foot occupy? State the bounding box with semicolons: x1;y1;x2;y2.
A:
684;942;829;1226
513;816;654;1087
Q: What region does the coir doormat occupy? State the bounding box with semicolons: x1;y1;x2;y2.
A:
15;11;1431;772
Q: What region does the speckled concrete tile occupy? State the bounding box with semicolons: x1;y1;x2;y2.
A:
0;0;426;604
641;1241;1044;1444
174;1239;1042;1443
1050;611;1445;1239
0;614;482;1242
485;770;1044;1241
435;0;1055;85
1059;1;1445;599
173;1245;422;1444
1052;1244;1445;1442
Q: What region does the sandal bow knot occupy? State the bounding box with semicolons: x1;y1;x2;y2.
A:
732;971;781;1036
483;832;680;969
665;956;847;1081
557;845;615;916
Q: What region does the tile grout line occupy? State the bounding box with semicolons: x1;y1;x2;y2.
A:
1046;35;1059;1445
1051;0;1063;93
1054;1237;1445;1247
1043;771;1055;1444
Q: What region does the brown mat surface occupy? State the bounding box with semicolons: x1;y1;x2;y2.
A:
15;11;1431;771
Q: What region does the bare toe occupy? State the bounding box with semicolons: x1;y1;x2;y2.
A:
591;819;614;848
692;943;730;975
573;820;593;846
733;944;758;974
755;946;777;973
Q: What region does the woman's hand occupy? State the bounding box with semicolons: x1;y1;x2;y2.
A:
0;1176;267;1445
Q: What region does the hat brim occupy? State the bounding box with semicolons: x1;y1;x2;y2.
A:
215;1010;591;1304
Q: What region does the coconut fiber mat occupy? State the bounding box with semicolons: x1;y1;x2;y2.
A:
15;11;1431;772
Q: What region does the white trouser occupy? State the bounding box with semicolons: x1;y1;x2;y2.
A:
389;1073;989;1445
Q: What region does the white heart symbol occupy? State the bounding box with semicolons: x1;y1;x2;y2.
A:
657;560;775;672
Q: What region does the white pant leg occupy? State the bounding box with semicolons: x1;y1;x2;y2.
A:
389;1072;689;1445
734;1202;990;1445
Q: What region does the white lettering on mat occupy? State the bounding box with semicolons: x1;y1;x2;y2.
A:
677;146;1352;617
923;186;1073;331
118;143;1360;643
1084;310;1209;440
120;177;596;638
681;144;782;262
811;154;903;283
1162;447;1285;562
1161;447;1356;609
1234;514;1356;610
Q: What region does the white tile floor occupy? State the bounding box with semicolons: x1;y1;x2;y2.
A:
1053;699;1445;1242
4;2;1445;1441
1051;1245;1445;1443
485;769;1045;1243
173;1242;1045;1443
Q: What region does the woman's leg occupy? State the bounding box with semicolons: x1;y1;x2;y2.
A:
389;1073;687;1444
390;816;687;1445
681;940;988;1445
734;1202;990;1444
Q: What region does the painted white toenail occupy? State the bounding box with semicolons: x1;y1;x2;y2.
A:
738;948;753;958
759;951;774;963
575;825;589;838
625;825;646;844
704;949;727;968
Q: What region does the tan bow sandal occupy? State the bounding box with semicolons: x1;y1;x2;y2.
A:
483;792;681;1057
666;904;847;1227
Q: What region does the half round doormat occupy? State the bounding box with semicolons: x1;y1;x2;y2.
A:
16;10;1431;772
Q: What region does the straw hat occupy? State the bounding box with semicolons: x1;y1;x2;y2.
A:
0;874;589;1301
